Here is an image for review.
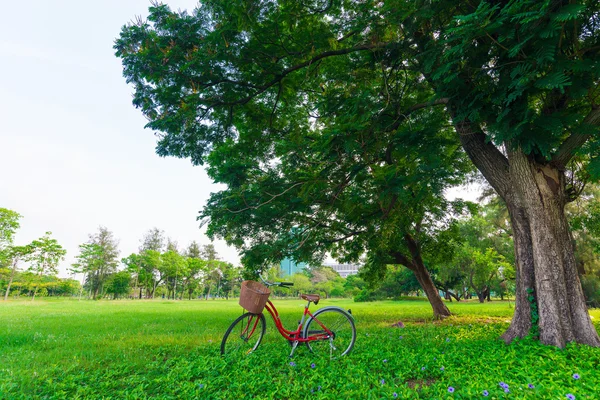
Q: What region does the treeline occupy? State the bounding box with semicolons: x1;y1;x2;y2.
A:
3;192;599;306
0;208;242;301
72;227;241;300
0;208;68;300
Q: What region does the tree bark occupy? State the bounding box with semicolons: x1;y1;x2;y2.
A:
501;203;535;343
508;150;600;347
454;117;599;347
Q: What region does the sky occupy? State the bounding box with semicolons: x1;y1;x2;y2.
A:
0;0;482;278
0;0;240;276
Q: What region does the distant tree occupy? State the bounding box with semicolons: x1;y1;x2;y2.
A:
219;263;240;299
569;184;600;275
121;253;143;299
139;228;165;252
291;273;312;297
0;208;24;296
105;271;132;299
3;245;33;301
72;243;103;298
201;243;219;262
184;256;206;300
166;238;179;253
160;250;187;299
343;275;366;298
140;249;163;298
27;232;66;301
0;208;22;253
457;246;512;303
186;241;202;259
201;244;220;299
74;227;120;299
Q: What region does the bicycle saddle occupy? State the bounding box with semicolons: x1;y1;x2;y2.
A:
301;294;320;305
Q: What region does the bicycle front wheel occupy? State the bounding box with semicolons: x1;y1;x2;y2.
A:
303;308;356;359
221;312;266;357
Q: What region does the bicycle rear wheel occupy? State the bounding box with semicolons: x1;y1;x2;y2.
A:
221;312;266;357
303;308;356;359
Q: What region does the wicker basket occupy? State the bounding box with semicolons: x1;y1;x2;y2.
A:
239;280;270;314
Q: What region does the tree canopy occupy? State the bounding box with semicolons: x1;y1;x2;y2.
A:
116;0;600;347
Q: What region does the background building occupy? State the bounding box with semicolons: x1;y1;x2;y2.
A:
280;257;307;276
323;262;362;278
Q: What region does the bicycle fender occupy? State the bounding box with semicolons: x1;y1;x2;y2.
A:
313;306;355;320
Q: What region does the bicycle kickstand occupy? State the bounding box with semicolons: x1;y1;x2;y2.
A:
289;340;299;358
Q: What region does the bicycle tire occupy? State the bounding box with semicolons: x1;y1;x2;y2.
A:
221;312;266;357
303;308;356;359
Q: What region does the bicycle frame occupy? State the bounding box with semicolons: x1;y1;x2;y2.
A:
262;299;332;342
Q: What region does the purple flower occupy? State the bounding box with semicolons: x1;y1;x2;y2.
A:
440;366;445;371
383;359;388;363
499;382;508;389
311;363;316;369
381;379;385;385
445;338;450;342
289;361;296;367
448;387;455;393
399;336;403;340
528;384;535;389
566;394;576;400
198;383;204;389
421;367;426;371
572;373;580;380
393;393;398;398
433;357;437;361
504;388;510;393
483;390;489;397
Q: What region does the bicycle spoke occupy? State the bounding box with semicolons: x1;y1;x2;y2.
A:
221;313;266;358
304;309;356;359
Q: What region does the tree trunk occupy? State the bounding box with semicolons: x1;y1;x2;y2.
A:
476;290;485;303
393;234;452;319
4;260;17;301
412;262;452;319
455;119;599;347
507;150;600;347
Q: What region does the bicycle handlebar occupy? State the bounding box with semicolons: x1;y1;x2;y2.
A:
259;275;294;288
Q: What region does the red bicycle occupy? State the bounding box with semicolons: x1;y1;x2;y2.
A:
220;279;356;359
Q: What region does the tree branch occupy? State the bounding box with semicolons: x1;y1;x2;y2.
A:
213;42;392;108
391;251;414;270
551;107;600;169
452;118;511;199
225;182;305;214
325;230;368;244
384;98;449;133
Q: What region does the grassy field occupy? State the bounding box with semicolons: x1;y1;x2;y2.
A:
1;298;599;399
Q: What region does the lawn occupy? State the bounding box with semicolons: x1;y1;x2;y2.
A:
1;298;599;399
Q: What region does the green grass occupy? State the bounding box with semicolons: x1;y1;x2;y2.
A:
1;298;599;399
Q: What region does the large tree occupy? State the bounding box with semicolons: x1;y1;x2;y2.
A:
116;0;600;346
